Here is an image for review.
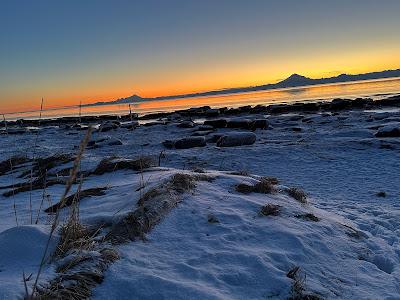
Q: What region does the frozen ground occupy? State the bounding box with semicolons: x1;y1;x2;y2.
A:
0;107;399;299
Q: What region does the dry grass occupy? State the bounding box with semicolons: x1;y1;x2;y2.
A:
44;187;107;213
295;213;319;222
169;173;196;192
287;187;307;204
235;183;254;194
260;203;281;216
19;153;75;179
253;178;276;194
92;156;155;175
0;155;30;176
287;266;320;300
109;172;204;243
236;177;278;194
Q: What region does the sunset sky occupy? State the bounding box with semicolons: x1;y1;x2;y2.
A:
1;0;400;113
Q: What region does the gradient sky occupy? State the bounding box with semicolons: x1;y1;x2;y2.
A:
1;0;400;113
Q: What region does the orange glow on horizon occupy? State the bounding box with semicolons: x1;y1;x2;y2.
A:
1;50;399;115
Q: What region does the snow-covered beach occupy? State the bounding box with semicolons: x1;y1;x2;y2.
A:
0;96;399;299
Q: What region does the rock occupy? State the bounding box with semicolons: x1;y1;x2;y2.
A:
203;119;227;128
197;125;214;131
143;121;167;127
206;133;225;143
216;132;256;147
292;127;302;132
375;124;400;137
163;136;207;149
352;98;373;108
226;118;252;129
250;119;269;130
301;102;320;111
99;121;119;132
289;115;304;121
121;121;139;129
162;140;175;149
89;136;123;148
205;109;220;117
191;130;213;136
177;121;195;128
3;128;26;135
175;136;206;149
330;98;352;110
378;95;400;107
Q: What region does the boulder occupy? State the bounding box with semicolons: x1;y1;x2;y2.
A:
375;124;400;137
197;125;214;131
205;109;220;117
206;133;225;143
175;136;206;149
177;121;195;128
191;130;213;136
121;121;139;129
216;132;256;147
330;98;352;110
250;119;269;130
227;118;252;129
204;119;227;128
163;136;206;149
99;121;119;132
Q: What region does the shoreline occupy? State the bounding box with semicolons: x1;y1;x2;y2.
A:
2;94;399;128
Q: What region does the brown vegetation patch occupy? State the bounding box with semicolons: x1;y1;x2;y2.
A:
92;156;155;175
235;176;279;194
19;153;75;179
235;183;254;194
2;177;64;197
45;187;107;213
260;204;281;216
287;266;320;300
287;187;307;204
0;155;30;176
295;213;319;222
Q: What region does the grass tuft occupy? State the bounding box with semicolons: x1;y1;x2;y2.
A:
260;204;281;216
287;187;307;204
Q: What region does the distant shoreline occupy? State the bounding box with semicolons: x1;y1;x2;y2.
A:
3;75;400;120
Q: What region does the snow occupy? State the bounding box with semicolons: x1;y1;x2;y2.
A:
0;226;58;299
0;108;399;299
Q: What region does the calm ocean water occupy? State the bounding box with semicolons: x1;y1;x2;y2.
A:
5;77;400;120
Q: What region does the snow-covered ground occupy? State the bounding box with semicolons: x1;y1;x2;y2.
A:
0;107;399;299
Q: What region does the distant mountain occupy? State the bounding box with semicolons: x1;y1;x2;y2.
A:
86;69;400;106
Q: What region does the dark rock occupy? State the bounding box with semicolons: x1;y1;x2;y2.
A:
197;125;214;131
204;119;227;128
177;121;195;128
174;136;207;149
206;133;225;143
226;118;252;129
216;132;256;147
99;121;119;132
375;125;400;137
330;98;352;110
191;130;213;136
205;108;220;117
121;121;139;129
250;119;269;130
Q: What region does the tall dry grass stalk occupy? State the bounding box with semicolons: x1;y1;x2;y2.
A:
28;98;45;224
30;126;92;298
3;114;19;226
